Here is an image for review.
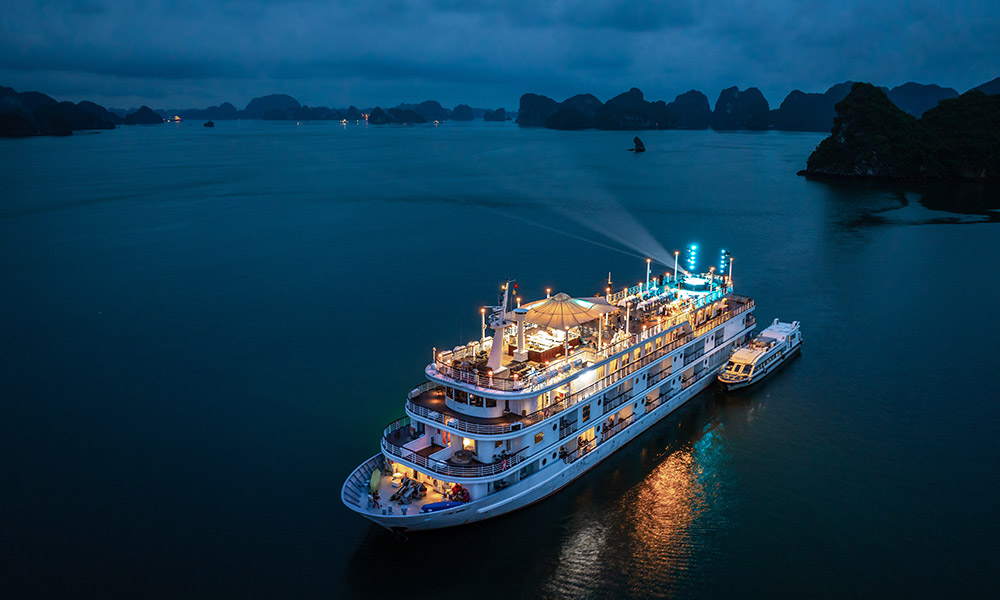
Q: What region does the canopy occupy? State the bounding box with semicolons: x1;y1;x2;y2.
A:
521;293;620;329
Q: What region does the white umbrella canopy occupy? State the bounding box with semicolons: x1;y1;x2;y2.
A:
521;293;620;329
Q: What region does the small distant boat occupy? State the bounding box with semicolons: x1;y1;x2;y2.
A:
203;121;215;128
629;136;645;152
718;319;801;390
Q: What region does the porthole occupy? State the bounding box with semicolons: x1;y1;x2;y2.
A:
542;458;547;466
552;452;557;460
552;424;557;430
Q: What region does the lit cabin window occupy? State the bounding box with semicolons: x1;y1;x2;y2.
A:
534;431;544;444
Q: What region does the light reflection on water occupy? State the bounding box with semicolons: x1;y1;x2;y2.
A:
542;417;735;599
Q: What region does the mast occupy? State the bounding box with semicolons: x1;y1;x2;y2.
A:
485;280;511;372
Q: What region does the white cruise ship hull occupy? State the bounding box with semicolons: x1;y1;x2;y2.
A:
344;336;745;532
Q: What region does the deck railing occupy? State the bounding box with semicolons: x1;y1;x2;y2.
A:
601;412;635;442
562;439;596;464
409;298;755;437
430;293;750;394
341;454;384;508
381;417;528;478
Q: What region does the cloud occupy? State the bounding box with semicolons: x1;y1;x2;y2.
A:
1;0;997;108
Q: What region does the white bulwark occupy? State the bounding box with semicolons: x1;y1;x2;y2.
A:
343;264;757;531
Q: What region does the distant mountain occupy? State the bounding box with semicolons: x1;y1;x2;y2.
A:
593;88;670;130
451;104;474;121
387;107;427;123
971;76;1000;95
177;102;238;120
664;90;712;129
712;87;770;130
770;82;853;132
124;106;165;125
543;94;602;130
886;82;959;117
364;106;426;124
35;101;115;133
803;82;1000;180
483;108;507;121
0;111;36;137
0;86;117;136
561;94;603;119
516;93;559;126
243;94;301;119
397;100;450;121
367;107;392;124
77;101;123;125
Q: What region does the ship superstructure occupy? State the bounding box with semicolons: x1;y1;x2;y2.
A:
343;261;756;531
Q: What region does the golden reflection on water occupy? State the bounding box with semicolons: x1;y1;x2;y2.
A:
544;424;732;598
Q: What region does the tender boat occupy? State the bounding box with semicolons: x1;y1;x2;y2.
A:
343;255;757;531
717;319;801;390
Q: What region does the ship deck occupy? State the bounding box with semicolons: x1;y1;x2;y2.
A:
366;472;453;517
433;290;750;393
408;386;521;425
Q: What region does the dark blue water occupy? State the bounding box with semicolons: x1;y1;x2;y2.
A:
2;121;998;598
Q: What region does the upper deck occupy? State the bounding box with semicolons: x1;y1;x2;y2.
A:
429;276;744;396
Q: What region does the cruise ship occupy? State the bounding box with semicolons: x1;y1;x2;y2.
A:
342;259;756;531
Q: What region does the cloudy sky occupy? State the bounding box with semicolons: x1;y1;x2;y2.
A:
2;0;997;110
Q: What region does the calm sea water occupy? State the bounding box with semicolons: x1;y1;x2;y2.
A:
2;121;998;598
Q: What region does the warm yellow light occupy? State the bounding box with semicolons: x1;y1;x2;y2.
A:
462;438;475;450
480;307;485;314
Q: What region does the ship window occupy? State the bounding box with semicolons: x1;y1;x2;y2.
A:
534;431;544;444
454;389;468;404
582;404;591;421
495;440;503;448
633;349;641;362
485;397;496;408
469;394;483;407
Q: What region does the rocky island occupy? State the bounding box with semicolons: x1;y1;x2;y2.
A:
802;82;1000;180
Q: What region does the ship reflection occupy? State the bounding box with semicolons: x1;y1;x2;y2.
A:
544;421;734;597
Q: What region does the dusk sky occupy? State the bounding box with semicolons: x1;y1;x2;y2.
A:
2;0;997;110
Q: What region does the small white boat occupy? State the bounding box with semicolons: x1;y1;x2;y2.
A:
718;319;801;390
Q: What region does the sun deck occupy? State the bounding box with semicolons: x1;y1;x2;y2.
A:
431;285;751;393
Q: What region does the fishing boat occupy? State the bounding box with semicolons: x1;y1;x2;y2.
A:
343;254;756;531
717;319;801;390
